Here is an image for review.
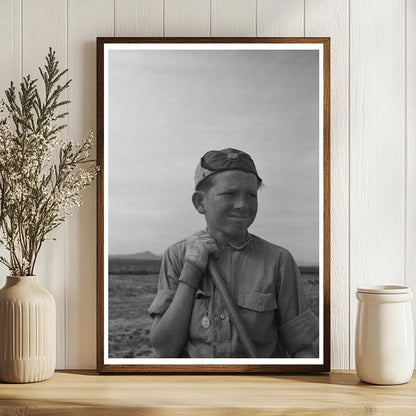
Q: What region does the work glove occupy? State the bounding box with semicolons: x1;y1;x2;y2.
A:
184;230;219;273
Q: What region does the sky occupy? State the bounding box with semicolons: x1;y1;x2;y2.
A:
108;48;319;266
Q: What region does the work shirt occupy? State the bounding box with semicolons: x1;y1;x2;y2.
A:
148;233;319;358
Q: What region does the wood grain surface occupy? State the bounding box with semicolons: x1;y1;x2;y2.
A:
67;0;114;370
211;0;256;37
349;0;406;369
115;0;163;37
305;0;349;372
257;0;304;37
406;0;416;367
22;0;68;369
0;371;415;415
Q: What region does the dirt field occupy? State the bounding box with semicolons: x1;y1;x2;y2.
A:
108;259;319;358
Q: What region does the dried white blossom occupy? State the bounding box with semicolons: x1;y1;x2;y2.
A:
0;49;98;276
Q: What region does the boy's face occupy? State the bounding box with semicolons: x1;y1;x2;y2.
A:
198;170;258;244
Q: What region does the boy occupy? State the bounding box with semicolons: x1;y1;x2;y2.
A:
149;148;318;358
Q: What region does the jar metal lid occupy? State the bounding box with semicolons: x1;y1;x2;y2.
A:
357;285;411;294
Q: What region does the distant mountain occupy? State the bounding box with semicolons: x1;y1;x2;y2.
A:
299;265;319;274
110;251;162;260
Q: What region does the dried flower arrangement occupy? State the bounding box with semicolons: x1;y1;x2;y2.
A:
0;48;97;276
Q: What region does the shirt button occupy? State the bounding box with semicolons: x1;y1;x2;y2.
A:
219;313;225;320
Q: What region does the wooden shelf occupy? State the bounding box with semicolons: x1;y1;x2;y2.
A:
0;370;415;415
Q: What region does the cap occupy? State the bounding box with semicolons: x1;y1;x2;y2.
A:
195;148;262;189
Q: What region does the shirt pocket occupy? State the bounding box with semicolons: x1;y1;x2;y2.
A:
238;292;277;312
237;292;277;343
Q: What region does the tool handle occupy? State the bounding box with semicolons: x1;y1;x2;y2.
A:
207;257;258;358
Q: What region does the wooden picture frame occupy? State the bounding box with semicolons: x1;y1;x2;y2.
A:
97;37;330;373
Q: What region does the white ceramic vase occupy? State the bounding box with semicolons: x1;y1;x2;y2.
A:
355;285;414;385
0;276;56;383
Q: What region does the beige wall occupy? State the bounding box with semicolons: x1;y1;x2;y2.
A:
0;0;415;370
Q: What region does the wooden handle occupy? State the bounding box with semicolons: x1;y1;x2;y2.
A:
207;257;258;358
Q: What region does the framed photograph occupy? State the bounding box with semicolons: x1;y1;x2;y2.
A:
97;37;330;373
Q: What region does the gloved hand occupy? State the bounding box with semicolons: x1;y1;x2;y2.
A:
184;230;219;273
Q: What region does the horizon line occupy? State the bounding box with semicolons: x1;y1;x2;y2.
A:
108;252;319;268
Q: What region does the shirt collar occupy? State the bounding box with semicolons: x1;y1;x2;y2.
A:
205;228;252;250
219;233;252;251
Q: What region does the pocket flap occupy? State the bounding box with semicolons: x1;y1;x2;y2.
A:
238;292;277;312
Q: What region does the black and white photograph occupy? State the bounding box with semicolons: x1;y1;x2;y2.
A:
97;38;330;373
